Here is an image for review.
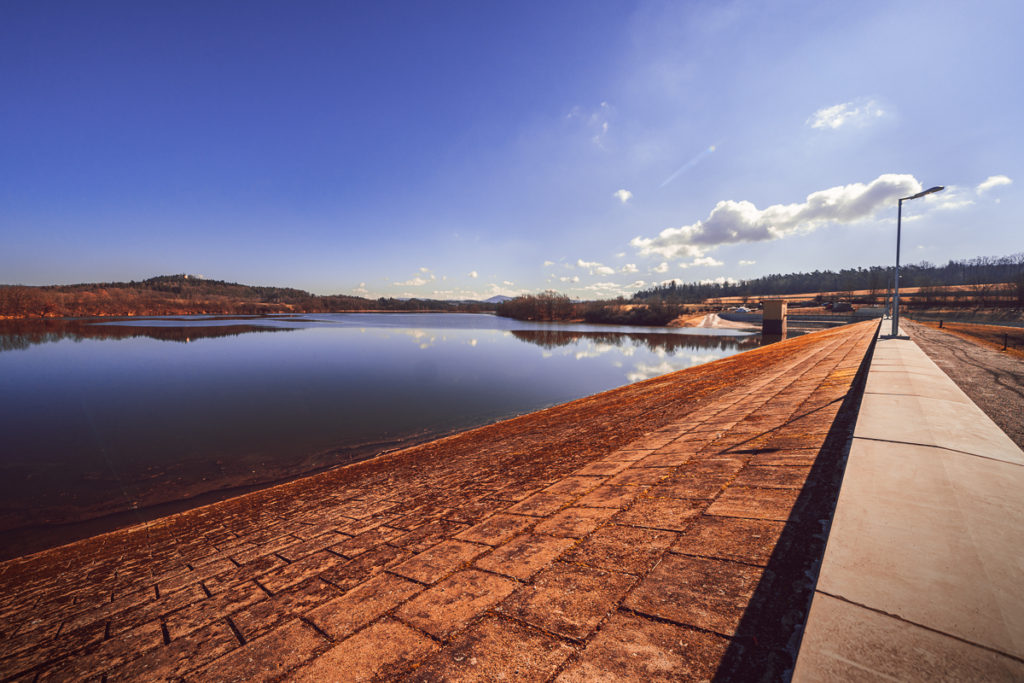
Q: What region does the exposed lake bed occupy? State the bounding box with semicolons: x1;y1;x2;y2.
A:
0;312;759;558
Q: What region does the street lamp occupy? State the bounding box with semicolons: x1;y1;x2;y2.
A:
891;185;944;337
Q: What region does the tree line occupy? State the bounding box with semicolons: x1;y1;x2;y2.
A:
0;274;496;318
633;254;1024;307
495;291;688;325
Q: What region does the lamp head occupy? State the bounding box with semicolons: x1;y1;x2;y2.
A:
903;185;945;201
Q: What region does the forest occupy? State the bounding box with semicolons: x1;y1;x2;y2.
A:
633;254;1024;306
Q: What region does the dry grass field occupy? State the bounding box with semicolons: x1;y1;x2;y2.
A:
915;320;1024;359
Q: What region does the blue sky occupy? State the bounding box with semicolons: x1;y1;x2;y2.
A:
2;1;1020;299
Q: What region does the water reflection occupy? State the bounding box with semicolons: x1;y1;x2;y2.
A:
0;313;761;558
0;317;293;352
509;329;759;354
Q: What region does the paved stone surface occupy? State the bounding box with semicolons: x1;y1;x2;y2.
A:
0;322;877;681
794;325;1024;681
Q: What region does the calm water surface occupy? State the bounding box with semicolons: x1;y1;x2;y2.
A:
0;313;758;554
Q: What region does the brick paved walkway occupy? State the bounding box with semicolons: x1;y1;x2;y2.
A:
0;321;877;681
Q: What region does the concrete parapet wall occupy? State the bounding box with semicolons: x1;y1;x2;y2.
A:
793;322;1024;680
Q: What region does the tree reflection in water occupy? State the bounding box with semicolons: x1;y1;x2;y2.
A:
0;317;294;353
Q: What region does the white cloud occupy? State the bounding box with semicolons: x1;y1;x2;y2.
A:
577;258;616;276
559;275;580;283
631;173;922;259
652;262;669;273
419;266;430;273
583;282;630;293
614;189;633;204
678;256;723;268
543;260;555;267
353;282;369;295
923;186;973;211
395;276;429;286
468;270;478;278
701;276;738;286
807;99;885;130
621;263;639;273
502;280;514;286
738;260;756;266
569;101;613;148
977;175;1012;193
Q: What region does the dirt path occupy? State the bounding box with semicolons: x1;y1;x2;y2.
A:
905;320;1024;449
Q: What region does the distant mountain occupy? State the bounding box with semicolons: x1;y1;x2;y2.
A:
484;295;513;304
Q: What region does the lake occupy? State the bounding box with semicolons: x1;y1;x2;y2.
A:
0;313;759;557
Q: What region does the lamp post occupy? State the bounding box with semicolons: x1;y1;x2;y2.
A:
892;185;944;337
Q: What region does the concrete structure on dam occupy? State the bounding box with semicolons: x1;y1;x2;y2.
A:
1;320;1020;680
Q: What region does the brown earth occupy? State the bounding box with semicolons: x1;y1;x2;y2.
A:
0;321;878;681
912;319;1024;359
669;313;759;330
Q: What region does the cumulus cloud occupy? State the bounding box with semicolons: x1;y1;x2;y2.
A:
577;259;616;276
652;262;669;273
620;263;639;273
807;99;885;130
395;276;429;287
559;275;581;283
353;282;369;295
543;260;556;267
468;270;478;278
738;260;756;266
977;175;1012;193
631;173;922;260
613;189;633;204
419;266;430;273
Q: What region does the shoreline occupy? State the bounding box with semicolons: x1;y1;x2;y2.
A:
0;427;466;562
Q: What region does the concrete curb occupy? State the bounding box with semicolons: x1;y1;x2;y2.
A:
793;321;1024;680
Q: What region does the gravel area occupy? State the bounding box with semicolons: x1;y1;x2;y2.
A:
905;320;1024;449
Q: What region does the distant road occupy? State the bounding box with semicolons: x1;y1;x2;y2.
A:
905;320;1024;449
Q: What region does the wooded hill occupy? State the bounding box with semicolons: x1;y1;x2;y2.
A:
633;254;1024;307
0;275;494;318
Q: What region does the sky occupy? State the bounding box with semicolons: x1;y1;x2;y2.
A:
2;1;1021;299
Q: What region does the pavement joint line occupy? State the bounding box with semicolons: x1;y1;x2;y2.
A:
620;603;738;642
851;435;1024;467
814;589;1024;665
